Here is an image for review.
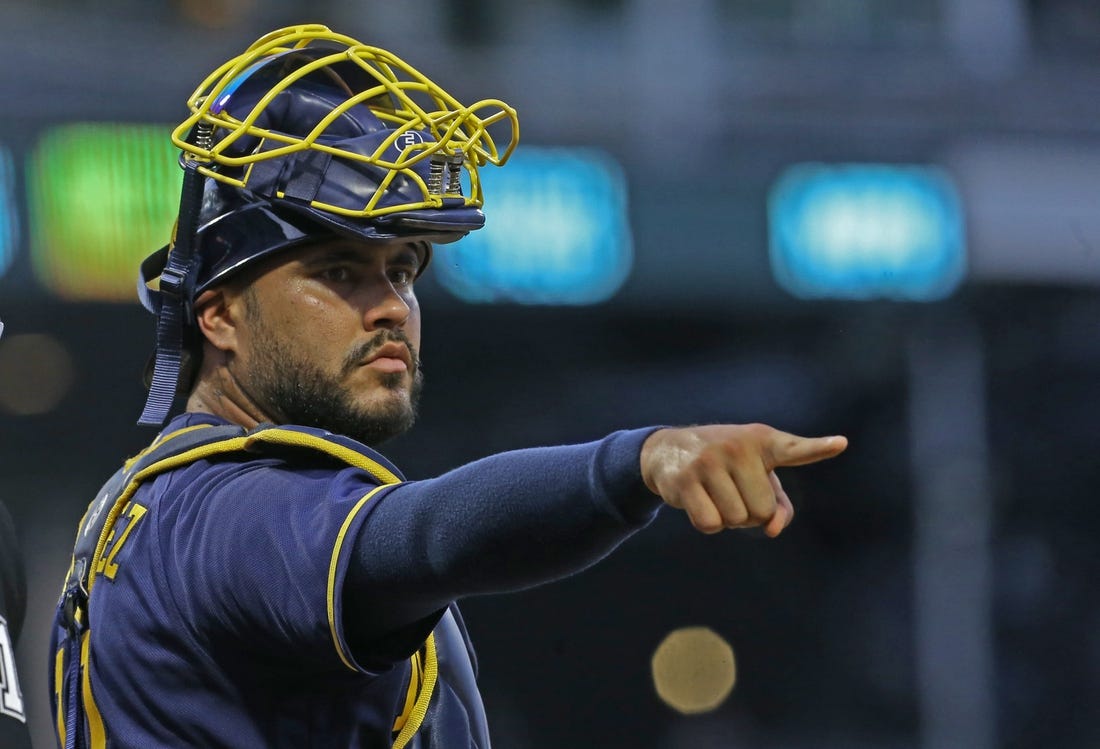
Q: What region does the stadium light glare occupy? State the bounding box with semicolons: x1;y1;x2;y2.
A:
768;163;966;301
435;146;634;306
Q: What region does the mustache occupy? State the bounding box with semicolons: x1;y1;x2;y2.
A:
343;330;421;373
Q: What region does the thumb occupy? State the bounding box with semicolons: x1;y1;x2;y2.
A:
765;433;848;469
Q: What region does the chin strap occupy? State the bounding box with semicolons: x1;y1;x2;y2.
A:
137;126;212;426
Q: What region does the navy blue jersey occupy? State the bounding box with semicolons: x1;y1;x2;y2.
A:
52;413;661;748
0;501;31;749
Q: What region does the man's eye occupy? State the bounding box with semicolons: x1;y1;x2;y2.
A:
390;268;415;287
320;266;352;283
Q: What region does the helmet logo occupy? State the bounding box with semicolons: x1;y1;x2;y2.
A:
396;131;426;152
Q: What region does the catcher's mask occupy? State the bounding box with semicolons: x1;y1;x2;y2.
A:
137;24;518;426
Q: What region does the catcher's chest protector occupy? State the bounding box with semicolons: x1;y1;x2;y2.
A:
49;423;435;749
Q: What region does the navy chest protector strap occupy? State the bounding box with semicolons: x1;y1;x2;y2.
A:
50;422;435;749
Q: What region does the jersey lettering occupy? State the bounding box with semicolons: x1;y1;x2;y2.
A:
0;616;26;722
96;502;148;580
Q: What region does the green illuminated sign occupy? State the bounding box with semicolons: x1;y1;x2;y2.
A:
27;123;181;301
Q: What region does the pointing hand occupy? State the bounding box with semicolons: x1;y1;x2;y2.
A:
640;424;848;537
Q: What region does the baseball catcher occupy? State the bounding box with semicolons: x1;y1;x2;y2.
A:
49;24;846;748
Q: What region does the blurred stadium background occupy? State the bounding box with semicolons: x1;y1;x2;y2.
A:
2;1;1100;747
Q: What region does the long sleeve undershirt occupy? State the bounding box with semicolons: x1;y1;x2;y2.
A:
345;427;664;643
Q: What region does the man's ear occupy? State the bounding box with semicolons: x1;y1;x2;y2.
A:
193;287;240;353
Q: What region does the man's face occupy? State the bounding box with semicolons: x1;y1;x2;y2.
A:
229;238;427;446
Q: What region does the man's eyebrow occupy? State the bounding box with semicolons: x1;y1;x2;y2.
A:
394;246;427;266
298;247;370;267
299;244;425;267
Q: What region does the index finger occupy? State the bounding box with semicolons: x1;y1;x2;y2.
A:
765;433;848;469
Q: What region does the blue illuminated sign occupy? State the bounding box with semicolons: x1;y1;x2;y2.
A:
0;148;16;281
435;146;633;305
768;163;966;301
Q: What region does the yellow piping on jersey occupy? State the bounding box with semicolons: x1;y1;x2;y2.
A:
392;635;438;749
327;483;393;671
393;647;423;733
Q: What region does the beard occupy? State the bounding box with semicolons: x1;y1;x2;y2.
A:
241;316;423;447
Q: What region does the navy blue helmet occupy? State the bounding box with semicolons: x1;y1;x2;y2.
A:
137;24;518;424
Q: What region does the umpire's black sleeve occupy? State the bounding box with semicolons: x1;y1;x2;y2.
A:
0;500;33;749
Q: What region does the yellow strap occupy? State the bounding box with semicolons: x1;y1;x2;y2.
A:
123;424;217;471
392;634;438;749
54;648;66;746
86;434;252;599
90;425;400;600
80;630;107;748
244;429;402;484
